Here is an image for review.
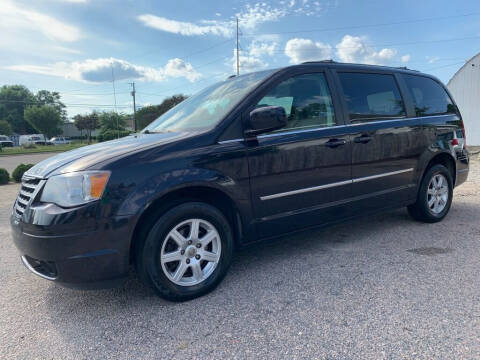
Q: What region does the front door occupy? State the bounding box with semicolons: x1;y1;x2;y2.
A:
246;70;352;238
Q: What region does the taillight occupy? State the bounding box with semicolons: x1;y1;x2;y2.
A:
451;138;459;146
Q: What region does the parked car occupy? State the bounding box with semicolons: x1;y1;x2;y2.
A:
0;135;13;147
19;134;48;146
11;62;469;301
49;137;71;145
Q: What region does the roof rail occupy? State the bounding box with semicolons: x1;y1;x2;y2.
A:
301;59;336;64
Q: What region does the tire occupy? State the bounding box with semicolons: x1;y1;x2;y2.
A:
135;202;234;301
407;164;453;223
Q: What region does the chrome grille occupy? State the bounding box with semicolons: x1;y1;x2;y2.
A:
14;177;42;217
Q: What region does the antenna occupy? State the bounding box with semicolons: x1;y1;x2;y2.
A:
129;82;137;132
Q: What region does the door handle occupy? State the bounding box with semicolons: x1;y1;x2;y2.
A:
325;138;347;148
354;135;373;144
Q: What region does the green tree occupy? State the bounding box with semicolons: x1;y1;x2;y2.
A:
74;111;99;144
99;111;127;132
0;120;12;135
136;94;187;130
0;85;35;134
35;90;67;122
24;105;62;138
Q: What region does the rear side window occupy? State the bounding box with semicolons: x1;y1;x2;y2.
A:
403;75;456;116
338;72;405;122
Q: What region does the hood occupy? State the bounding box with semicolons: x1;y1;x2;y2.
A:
25;132;193;178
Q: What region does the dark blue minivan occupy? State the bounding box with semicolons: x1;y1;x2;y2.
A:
11;61;469;301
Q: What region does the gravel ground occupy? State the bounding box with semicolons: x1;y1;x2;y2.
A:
0;155;479;359
0;153;56;174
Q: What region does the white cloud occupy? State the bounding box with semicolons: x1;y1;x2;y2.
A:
0;0;81;42
138;14;232;37
5;57;201;83
139;1;327;38
335;35;396;65
426;56;440;64
285;38;332;63
401;54;411;63
248;40;278;57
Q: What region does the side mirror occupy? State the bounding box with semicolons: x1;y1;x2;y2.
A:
245;106;287;139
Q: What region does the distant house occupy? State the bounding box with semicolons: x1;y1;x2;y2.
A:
447;53;480;145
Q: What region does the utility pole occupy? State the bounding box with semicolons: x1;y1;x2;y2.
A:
129;82;137;132
236;17;240;76
110;63;119;139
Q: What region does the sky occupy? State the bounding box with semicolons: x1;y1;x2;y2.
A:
1;0;480;118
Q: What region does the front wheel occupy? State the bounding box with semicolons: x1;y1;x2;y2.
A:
408;164;453;223
136;202;234;301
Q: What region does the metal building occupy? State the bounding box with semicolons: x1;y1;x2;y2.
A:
447;53;480;145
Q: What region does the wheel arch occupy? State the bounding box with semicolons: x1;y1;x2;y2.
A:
420;151;456;187
129;185;243;263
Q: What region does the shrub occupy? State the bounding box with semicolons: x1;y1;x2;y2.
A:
12;163;34;183
97;130;131;142
0;168;9;185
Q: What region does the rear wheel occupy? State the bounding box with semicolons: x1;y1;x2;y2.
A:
408;164;453;223
136;202;234;301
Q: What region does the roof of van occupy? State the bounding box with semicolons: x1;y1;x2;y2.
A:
297;60;420;73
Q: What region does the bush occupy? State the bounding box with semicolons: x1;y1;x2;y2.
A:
0;168;9;185
12;163;34;183
97;130;131;142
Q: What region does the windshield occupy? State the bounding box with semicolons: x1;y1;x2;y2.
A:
144;69;275;133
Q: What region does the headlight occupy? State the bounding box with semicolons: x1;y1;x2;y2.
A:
40;171;110;207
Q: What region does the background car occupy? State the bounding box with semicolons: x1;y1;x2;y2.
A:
0;135;13;147
19;134;49;146
49;137;71;145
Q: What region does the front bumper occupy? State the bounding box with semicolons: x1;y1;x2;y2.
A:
10;212;135;289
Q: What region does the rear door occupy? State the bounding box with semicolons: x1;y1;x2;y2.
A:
335;71;424;211
246;68;353;238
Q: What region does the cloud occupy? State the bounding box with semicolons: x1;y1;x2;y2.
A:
401;54;411;63
138;15;232;37
335;35;396;65
139;1;327;38
0;0;81;42
248;40;278;57
5;57;201;83
426;56;440;64
285;38;332;63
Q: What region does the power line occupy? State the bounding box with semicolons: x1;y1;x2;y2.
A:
242;12;480;37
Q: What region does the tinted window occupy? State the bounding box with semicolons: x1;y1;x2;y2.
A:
403;75;455;116
257;73;336;131
338;72;405;121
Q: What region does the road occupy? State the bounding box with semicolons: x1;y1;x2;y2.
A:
0;156;479;359
0;152;57;174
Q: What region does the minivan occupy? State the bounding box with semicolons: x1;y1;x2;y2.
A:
11;62;469;301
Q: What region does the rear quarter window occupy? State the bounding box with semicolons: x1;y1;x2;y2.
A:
403;75;456;116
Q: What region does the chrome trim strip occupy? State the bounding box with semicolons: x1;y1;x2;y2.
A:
260;179;352;200
21;256;57;281
260;168;414;200
256;114;453;140
218;138;244;144
352;168;414;183
217;114;454;144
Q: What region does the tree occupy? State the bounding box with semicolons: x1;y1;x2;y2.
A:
35;90;67;122
24;105;62;138
74;111;99;144
136;94;188;130
0;85;35;134
0;120;12;135
99;111;127;132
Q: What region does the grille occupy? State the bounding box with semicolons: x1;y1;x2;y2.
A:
14;177;42;217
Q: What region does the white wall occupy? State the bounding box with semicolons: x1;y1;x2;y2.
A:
448;53;480;145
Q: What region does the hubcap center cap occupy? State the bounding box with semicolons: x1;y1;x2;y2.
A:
185;245;197;258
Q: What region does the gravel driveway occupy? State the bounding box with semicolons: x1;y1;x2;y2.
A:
0;156;479;359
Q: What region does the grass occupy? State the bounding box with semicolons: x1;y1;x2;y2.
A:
0;142;93;156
